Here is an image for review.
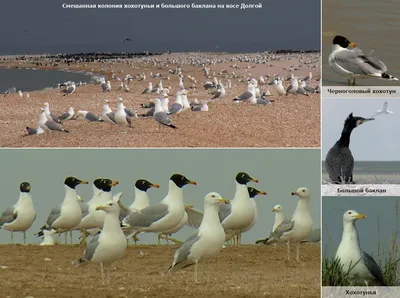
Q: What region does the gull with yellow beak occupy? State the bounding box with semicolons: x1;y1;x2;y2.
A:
37;177;88;243
168;192;229;284
255;204;286;245
335;210;386;286
74;200;126;284
266;187;312;261
75;179;119;232
328;35;398;85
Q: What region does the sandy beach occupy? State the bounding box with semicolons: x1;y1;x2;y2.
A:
0;52;320;148
0;244;320;297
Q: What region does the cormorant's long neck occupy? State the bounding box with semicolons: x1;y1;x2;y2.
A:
338;125;354;147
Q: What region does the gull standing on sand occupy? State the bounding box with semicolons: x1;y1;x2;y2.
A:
328;35;398;85
168;91;184;115
38;108;69;133
266;187;312;261
44;102;61;123
115;98;133;126
77;110;102;122
58;107;75;121
0;182;36;244
297;80;309;96
154;98;177;129
142;82;153;94
181;89;191;112
225;187;267;244
303;72;312;82
274;80;286;96
286;77;299;95
76;179;119;231
101;80;111;92
191;102;209;112
122;174;197;240
211;84;226;99
37;177;88;242
168;192;228;284
219;172;259;244
178;77;185;90
255;204;286;244
62;82;76;95
102;99;116;124
335;210;386;286
74;201;127;284
233;83;255;101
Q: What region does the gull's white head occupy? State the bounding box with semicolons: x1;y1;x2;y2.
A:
68;107;74;113
104;99;109;104
95;200;120;214
204;192;229;206
343;210;366;223
40;108;45;113
292;187;310;199
272;204;283;213
117;97;123;102
44;102;50;107
153;98;162;105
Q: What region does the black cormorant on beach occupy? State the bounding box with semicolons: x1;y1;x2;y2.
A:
325;113;374;184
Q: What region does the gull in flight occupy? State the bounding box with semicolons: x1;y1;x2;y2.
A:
371;102;394;117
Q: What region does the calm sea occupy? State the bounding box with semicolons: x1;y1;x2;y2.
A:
0;68;93;93
322;161;400;184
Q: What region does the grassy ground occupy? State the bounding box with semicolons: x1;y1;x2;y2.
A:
322;200;400;286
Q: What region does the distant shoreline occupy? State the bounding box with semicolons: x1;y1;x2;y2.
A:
0;49;320;59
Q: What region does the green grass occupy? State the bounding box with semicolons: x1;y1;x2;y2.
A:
322;200;400;286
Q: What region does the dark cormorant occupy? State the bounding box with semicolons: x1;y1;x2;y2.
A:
325;113;374;184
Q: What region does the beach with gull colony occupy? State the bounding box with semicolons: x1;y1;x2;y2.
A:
0;51;320;147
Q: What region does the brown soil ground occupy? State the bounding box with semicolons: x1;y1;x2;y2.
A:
0;244;320;297
0;53;320;148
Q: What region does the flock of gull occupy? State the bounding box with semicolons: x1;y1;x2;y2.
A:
0;172;318;284
3;52;320;136
24;72;319;135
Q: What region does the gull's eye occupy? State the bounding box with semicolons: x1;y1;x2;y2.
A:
348;212;352;215
109;203;113;206
211;194;215;198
